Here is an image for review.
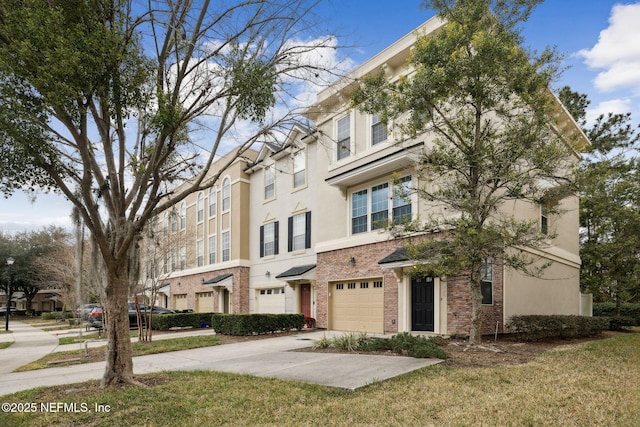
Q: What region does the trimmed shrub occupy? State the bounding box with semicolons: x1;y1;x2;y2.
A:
149;312;216;331
42;312;63;320
210;313;305;335
593;303;640;327
311;332;448;359
608;316;637;331
506;315;609;341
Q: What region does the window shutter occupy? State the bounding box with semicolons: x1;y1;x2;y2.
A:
305;211;311;249
287;216;293;252
274;221;279;255
259;225;264;258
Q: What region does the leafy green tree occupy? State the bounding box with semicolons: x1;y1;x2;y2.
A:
352;0;582;343
0;0;333;386
559;87;640;310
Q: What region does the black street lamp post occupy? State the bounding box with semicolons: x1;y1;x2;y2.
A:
5;256;14;332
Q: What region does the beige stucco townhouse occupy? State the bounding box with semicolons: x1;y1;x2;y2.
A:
304;16;589;335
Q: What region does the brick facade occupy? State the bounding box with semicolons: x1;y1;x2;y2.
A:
167;266;249;313
316;239;406;333
446;257;504;336
317;238;505;336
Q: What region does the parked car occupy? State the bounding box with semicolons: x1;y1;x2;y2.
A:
87;303;173;330
0;306;17;315
75;303;100;320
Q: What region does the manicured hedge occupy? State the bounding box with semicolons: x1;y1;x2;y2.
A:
210;313;305;336
149;312;216;331
506;315;609;341
593;302;640;327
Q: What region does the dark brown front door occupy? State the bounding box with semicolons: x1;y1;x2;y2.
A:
412;276;434;331
300;283;311;318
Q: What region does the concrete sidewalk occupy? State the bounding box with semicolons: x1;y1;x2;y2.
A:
0;322;442;396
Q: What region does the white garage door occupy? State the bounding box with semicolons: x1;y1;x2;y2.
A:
329;280;384;333
196;292;214;312
174;294;188;310
256;288;286;313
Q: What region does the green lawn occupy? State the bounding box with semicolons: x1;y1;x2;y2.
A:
0;341;13;349
1;332;638;427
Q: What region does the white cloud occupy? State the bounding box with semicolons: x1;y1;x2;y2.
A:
578;2;640;93
585;98;633;125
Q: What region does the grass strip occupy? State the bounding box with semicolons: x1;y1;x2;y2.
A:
1;332;638;427
14;336;222;372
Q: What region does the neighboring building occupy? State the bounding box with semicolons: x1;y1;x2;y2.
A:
150;17;588;337
147;147;257;314
245;125;318;319
305;17;588;335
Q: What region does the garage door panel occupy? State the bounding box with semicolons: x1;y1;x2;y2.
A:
329;281;384;333
196;292;214;312
257;288;286;313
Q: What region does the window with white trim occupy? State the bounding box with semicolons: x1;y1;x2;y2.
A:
371;183;389;230
293;149;305;188
196;239;204;267
392;176;412;224
336;114;351;161
351;176;412;234
179;246;186;270
209;186;216;217
288;211;311;252
260;221;279;257
371;113;387;145
541;204;549;235
222;231;230;262
481;258;494;305
264;166;275;200
208;235;216;264
180;203;186;230
197;192;204;223
170;209;177;232
222;177;231;211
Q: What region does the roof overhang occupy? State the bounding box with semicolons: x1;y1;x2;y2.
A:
275;264;316;281
325;142;423;189
203;273;234;290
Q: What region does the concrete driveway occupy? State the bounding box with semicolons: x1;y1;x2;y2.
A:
0;323;442;396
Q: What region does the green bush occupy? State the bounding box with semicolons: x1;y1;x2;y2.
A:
320;332;449;359
593;303;640;327
608;316;637;331
506;315;609;341
210;313;305;336
150;312;216;331
41;312;63;320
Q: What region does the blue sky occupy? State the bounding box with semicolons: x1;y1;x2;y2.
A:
1;0;638;232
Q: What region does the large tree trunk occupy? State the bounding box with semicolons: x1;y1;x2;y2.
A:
102;267;135;387
469;275;484;345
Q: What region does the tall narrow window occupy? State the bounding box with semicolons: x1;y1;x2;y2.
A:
260;221;279;257
171;250;176;272
163;213;169;233
371;183;389;230
222;178;230;211
293;150;305;188
222;231;230;261
180;203;186;230
209;186;216;217
481;258;494;305
336;115;351;160
541;204;549;235
371;113;387;145
197;192;204;223
393;176;412;224
352;190;368;234
288;212;311;252
196;239;203;267
170;209;177;232
208;236;216;264
264;166;275;199
179;246;186;270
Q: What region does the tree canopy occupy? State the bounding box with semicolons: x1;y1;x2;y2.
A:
0;0;335;386
559;87;640;308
